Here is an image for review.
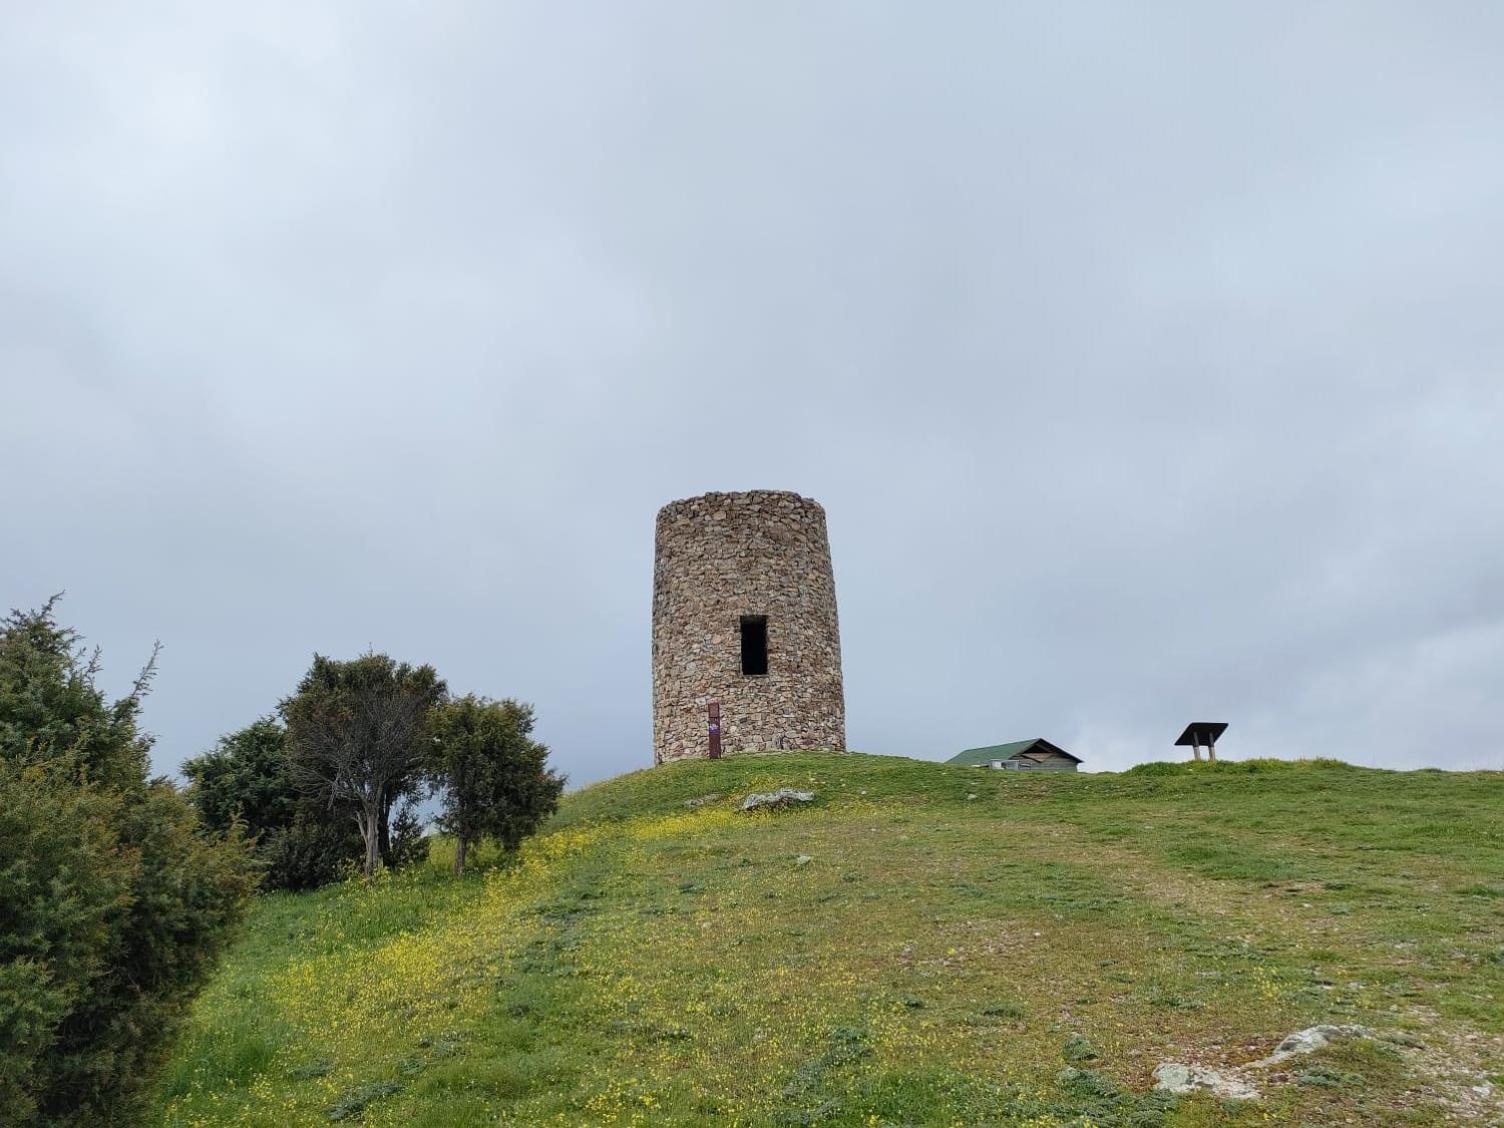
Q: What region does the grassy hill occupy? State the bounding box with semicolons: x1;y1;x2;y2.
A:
153;753;1504;1126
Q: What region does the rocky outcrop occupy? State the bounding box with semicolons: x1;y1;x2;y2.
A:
1151;1063;1260;1100
1154;1024;1379;1103
738;788;815;813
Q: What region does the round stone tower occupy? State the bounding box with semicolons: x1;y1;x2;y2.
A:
652;490;845;765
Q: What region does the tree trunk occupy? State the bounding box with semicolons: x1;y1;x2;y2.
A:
360;807;381;876
378;790;392;864
454;834;468;877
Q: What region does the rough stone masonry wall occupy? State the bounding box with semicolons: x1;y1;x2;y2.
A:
652;490;845;765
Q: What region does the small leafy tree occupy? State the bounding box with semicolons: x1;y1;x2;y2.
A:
0;598;255;1123
429;696;564;875
281;653;445;876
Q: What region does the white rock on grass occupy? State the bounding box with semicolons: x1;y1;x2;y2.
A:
1252;1024;1373;1068
738;788;815;812
1152;1063;1260;1101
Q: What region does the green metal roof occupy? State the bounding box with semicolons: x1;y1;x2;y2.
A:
947;739;1081;766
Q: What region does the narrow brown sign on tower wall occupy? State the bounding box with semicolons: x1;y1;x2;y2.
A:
651;490;846;765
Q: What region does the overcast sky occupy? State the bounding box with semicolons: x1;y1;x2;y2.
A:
4;4;1502;784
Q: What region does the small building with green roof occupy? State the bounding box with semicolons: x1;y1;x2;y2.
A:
948;738;1080;772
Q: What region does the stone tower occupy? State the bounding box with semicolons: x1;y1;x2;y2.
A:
652;490;845;765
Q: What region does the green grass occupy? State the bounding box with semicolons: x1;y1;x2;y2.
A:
153;753;1504;1126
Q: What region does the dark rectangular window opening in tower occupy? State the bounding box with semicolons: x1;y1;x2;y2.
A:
740;616;768;676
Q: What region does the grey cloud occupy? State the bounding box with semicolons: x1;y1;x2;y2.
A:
3;3;1501;782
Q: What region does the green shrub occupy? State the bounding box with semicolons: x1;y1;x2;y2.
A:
262;808;365;891
1123;761;1186;777
182;717;296;837
0;761;132;1122
0;599;255;1124
1061;1033;1099;1062
1125;756;1352;777
1297;1063;1364;1088
185;717;360;890
1220;757;1351;773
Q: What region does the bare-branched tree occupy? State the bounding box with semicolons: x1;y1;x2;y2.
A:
281;653;445;875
